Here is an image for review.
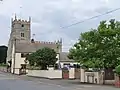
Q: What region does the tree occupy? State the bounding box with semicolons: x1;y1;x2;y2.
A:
115;65;120;83
0;46;8;64
27;47;57;70
68;19;120;69
115;65;120;76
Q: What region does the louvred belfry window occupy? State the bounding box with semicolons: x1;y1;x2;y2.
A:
21;33;24;37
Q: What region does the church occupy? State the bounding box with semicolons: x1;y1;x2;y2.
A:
6;15;75;75
6;15;63;74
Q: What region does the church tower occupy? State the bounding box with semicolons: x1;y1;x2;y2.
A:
11;15;31;42
6;15;31;65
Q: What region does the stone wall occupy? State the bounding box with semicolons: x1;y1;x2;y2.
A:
80;69;105;84
0;66;7;72
84;71;101;84
80;69;116;85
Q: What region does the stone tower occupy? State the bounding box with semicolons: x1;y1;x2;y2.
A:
7;15;31;64
11;15;31;42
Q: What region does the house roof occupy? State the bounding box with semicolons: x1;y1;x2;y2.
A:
15;41;60;53
59;52;74;62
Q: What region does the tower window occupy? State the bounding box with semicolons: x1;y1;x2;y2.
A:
21;24;24;27
21;33;24;37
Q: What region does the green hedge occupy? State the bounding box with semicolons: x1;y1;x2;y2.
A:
0;63;7;67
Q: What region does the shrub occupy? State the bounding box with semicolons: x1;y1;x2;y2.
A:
0;63;7;67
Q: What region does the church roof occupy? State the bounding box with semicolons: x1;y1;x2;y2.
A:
15;42;74;62
59;52;74;62
15;41;60;53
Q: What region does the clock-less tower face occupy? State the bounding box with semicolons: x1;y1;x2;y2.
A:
11;18;31;42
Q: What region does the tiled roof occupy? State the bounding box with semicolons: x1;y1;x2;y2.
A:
15;41;60;53
59;52;74;62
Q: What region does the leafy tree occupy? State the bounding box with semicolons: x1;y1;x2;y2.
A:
115;65;120;81
27;52;37;66
115;65;120;76
27;47;57;70
68;19;120;69
0;46;8;64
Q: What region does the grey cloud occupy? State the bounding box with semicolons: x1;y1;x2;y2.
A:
0;15;11;45
1;0;120;51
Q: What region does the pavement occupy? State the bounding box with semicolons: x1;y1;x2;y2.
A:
0;71;119;90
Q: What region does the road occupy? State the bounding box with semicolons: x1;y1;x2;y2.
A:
0;71;119;90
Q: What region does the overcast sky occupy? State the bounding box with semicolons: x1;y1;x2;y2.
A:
0;0;120;51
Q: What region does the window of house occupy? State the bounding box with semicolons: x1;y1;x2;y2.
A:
21;24;24;27
21;33;24;37
21;53;29;58
21;53;27;58
21;53;25;57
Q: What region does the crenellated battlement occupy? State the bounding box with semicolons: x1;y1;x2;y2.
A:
12;18;30;24
31;38;62;45
33;41;60;45
12;15;31;24
11;14;31;42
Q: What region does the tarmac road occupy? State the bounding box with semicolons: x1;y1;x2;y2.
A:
0;71;119;90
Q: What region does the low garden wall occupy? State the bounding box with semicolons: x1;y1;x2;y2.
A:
80;69;116;85
84;71;100;84
27;69;62;79
80;69;104;84
0;66;7;72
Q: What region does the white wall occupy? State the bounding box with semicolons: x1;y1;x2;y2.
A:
11;52;26;74
15;53;26;68
69;68;75;79
14;69;20;74
27;69;62;79
56;54;59;60
80;69;85;82
48;70;62;79
56;54;60;64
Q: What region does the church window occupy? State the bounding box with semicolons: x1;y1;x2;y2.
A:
21;24;24;27
21;33;24;37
